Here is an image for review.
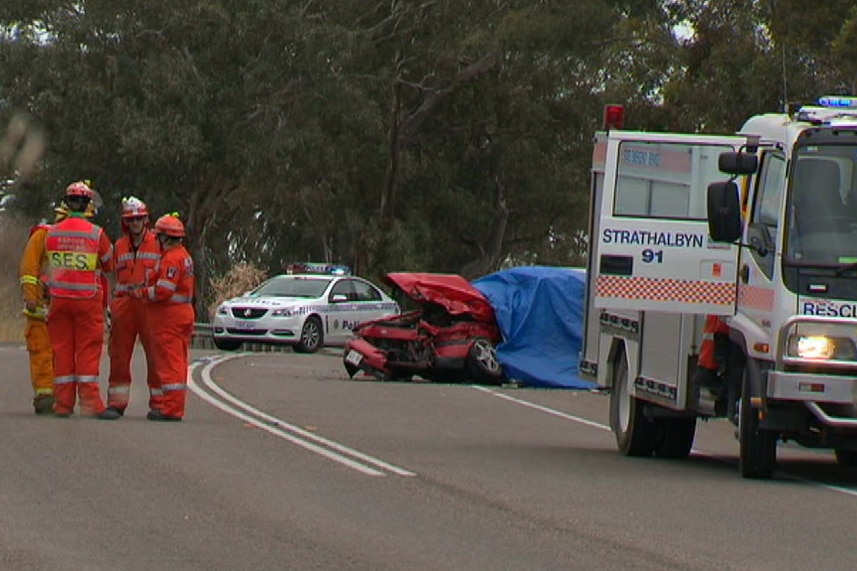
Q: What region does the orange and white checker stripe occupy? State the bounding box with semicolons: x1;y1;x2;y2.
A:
596;275;735;305
737;284;774;312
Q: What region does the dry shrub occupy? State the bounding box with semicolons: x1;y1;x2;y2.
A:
0;215;30;342
207;261;267;322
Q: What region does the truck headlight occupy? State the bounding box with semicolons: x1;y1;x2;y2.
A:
787;335;857;360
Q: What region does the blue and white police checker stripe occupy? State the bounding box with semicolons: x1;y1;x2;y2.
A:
288;302;399;316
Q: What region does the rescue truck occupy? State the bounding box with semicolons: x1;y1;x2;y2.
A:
580;97;857;478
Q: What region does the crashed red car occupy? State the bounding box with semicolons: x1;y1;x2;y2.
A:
343;273;505;384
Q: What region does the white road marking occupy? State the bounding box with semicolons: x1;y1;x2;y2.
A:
188;355;416;478
472;386;611;431
473;386;857;498
185;354;857;494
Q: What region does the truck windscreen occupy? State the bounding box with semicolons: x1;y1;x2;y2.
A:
786;146;857;265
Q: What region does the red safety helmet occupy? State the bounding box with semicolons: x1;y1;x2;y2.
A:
121;196;149;219
65;181;95;199
153;214;185;238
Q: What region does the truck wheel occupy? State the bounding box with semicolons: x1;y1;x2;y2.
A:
294;316;323;354
609;351;655;457
654;417;696;459
738;367;777;478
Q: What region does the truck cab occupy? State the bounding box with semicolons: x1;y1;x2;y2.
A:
581;97;857;478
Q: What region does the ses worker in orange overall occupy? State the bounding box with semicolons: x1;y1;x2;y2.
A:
692;179;751;400
105;197;161;416
44;181;118;419
133;214;195;421
19;202;81;414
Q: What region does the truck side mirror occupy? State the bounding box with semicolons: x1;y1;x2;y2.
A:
707;181;742;242
718;152;758;175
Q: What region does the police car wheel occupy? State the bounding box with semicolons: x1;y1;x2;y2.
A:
294;316;323;354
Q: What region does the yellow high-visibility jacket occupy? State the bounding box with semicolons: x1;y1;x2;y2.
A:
19;225;50;320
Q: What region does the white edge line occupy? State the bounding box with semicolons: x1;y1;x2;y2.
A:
189;359;383;476
472;386;611;431
473;386;857;499
189;356;416;477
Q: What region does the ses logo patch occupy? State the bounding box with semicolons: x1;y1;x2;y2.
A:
47;251;97;271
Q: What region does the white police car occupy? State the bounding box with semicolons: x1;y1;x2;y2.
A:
211;264;399;353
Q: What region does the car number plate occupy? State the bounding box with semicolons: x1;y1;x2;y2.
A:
236;321;256;330
345;350;363;366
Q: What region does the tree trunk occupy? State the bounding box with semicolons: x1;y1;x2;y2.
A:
185;174;236;321
459;178;509;280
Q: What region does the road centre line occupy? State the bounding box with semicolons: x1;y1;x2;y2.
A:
188;355;416;478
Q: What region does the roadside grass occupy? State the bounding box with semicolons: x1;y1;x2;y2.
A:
208;261;267;321
0;215;28;342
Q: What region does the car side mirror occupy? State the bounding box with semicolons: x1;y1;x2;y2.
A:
331;294;348;303
707;180;742;243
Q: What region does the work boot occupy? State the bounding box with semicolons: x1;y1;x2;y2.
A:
33;395;55;415
95;408;121;420
104;406;125;417
146;410;182;422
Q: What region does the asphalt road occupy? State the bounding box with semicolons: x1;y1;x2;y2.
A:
1;343;856;571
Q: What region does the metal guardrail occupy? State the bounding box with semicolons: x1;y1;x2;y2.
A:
192;322;290;353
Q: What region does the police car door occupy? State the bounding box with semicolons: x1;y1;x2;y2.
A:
327;279;358;342
351;279;392;331
595;131;743;315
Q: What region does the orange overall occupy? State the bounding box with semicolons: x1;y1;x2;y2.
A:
19;225;54;410
141;245;195;418
107;230;160;413
698;315;730;372
45;215;114;416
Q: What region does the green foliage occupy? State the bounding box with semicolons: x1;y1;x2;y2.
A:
2;0;854;314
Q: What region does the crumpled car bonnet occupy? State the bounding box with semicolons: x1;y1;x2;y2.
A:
385;272;496;323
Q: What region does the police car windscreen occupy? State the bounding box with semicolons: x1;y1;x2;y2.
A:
254;277;332;298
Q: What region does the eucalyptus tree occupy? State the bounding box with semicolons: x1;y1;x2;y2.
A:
657;0;857;134
0;1;375;308
330;0;674;276
0;0;705;306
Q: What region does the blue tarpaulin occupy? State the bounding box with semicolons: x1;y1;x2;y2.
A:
473;266;593;389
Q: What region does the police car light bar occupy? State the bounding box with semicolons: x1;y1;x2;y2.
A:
286;262;351;276
818;95;857;109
